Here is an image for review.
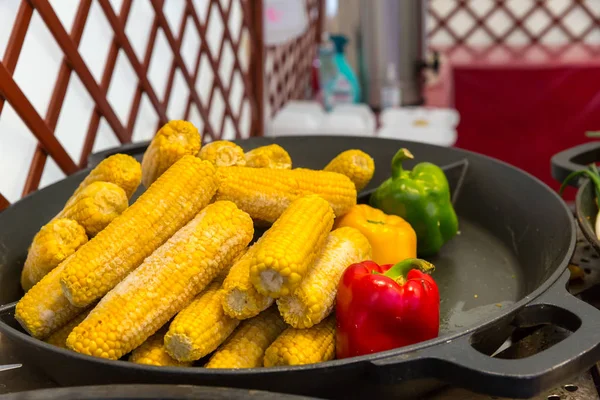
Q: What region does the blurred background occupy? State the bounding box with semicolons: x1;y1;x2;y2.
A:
1;0;600;206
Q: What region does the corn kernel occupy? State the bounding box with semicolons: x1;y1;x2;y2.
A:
263;315;336;367
205;306;287;369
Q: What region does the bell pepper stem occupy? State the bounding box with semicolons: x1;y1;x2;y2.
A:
383;258;435;285
391;148;414;179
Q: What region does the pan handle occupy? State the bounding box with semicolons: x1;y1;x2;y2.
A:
369;270;600;399
551;141;600;187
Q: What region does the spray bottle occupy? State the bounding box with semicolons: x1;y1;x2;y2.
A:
324;34;361;109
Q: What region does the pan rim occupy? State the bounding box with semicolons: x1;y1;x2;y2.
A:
0;136;577;374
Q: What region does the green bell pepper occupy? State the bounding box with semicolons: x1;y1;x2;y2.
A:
369;148;458;257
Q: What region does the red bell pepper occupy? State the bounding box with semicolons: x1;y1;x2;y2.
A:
335;258;440;359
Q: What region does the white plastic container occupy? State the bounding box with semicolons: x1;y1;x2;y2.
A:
377;107;460;147
320;104;376;136
265;101;326;137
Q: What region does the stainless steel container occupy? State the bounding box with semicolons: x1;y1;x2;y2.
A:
355;0;427;108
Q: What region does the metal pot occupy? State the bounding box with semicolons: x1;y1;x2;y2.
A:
345;0;428;107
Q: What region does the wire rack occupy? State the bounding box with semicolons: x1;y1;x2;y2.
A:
0;0;323;211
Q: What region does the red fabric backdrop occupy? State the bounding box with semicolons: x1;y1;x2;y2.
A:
432;46;600;201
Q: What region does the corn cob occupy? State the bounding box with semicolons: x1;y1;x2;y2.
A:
214;246;248;283
15;260;87;339
198;140;246;167
221;239;274;320
129;327;192;367
164;282;240;362
324;149;375;192
141;120;202;188
249;195;334;298
263;315;336;367
45;309;91;349
277;227;371;328
245;144;292;169
60;156;218;307
66;200;253;360
69;153;141;202
56;181;128;237
216;167;356;223
205;306;287;369
20;219;88;292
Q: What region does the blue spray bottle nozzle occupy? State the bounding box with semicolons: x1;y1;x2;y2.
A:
329;34;348;54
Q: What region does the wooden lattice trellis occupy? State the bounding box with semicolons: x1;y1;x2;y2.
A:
0;0;267;211
265;0;323;117
427;0;600;58
2;0;596;212
0;0;326;212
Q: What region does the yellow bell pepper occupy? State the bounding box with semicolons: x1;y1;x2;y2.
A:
335;204;417;265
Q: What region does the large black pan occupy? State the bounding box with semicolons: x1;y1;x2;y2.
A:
552;141;600;255
1;136;599;400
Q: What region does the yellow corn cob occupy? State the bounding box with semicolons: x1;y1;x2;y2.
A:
214;246;248;283
277;227;371;328
324;149;375;192
20;219;88;292
129;328;192;367
198;140;246;167
45;309;91;349
164;282;240;362
216;167;356;223
56;181;128;237
66;200;253;360
205;306;287;369
141;120;202;188
15;259;87;339
69;154;141;202
249;195;334;298
221;238;274;320
245;144;292;169
264;315;336;367
60;156;218;308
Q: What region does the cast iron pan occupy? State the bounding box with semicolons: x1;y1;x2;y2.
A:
1;136;599;400
551;141;600;255
0;384;320;400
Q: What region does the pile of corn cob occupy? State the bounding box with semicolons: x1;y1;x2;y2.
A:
16;120;377;369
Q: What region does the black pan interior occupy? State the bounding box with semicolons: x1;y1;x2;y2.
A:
0;136;573;340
